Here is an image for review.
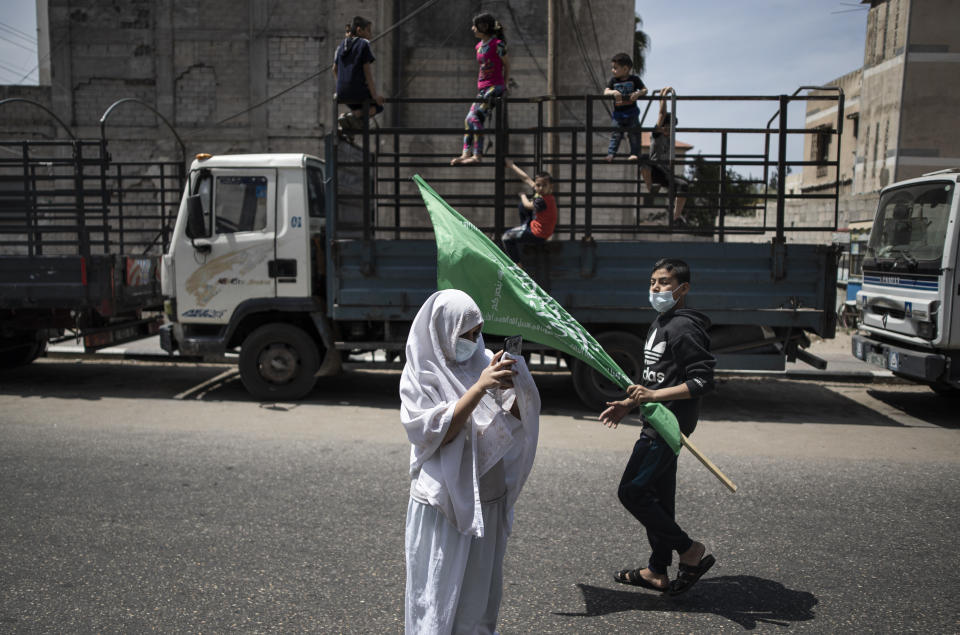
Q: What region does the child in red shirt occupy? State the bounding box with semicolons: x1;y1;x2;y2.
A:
501;159;557;263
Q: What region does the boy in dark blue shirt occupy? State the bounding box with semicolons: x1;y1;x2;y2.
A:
599;258;716;596
332;16;384;130
603;53;646;161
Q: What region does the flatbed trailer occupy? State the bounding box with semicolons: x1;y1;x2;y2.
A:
0;138;183;365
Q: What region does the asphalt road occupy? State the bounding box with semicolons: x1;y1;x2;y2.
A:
1;359;958;633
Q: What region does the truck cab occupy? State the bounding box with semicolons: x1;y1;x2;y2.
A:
160;153;338;399
851;168;960;393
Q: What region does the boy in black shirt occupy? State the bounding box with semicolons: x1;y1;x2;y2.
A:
332;16;384;131
603;52;646;161
599;258;716;596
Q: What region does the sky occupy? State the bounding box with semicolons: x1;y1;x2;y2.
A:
0;1;40;85
633;0;868;177
0;0;869;175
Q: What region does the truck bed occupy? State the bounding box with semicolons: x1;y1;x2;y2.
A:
329;238;838;335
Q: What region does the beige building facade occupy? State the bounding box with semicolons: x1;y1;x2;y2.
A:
795;0;960;241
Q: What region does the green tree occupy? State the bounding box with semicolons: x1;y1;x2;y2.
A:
633;15;650;76
768;166;792;191
684;155;760;229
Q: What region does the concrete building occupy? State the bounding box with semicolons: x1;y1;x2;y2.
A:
792;0;960;242
1;0;637;160
3;0;682;239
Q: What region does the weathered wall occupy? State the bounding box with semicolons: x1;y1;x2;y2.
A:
895;0;960;181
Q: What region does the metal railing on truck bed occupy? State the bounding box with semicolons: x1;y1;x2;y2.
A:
330;88;843;242
0;139;184;349
0;139;183;258
324;91;843;393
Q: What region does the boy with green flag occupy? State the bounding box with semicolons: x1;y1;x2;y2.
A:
599;258;717;596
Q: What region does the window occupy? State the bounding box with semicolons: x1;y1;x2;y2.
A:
813;126;831;177
190;170;213;237
307;166;325;219
867;182;954;271
215;176;268;233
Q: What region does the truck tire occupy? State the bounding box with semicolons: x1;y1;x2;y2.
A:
239;323;320;401
571;331;645;410
0;334;46;369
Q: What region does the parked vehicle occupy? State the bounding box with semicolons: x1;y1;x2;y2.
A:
851;169;960;394
0;138;182;367
161;92;843;406
3;91;845;408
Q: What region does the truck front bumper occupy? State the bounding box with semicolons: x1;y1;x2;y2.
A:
851;334;946;383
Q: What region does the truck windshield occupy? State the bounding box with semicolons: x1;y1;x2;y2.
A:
866;180;954;272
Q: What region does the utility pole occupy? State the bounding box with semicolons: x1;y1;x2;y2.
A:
546;0;557;172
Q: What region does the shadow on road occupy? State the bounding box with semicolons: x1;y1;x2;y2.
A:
557;576;817;630
703;378;909;427
864;388;960;429
3;359;953;429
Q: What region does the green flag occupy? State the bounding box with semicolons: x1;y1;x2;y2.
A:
414;175;683;454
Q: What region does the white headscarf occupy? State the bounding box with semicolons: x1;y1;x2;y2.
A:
400;289;540;537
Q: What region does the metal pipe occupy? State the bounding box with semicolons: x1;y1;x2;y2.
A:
0;98;76;139
98;98;186;166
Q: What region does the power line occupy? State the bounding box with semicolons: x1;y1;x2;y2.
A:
583;0;606;81
0;32;37;53
0;59;36;78
393;26;459;98
212;0;442;127
0;67;25;83
501;0;585;126
563;0;603;93
0;20;37;44
17;31;69;84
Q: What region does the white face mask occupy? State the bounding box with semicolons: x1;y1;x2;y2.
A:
455;337;479;362
649;289;678;313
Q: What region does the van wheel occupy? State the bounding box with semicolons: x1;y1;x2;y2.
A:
0;333;46;369
571;331;645;410
239;323;320;401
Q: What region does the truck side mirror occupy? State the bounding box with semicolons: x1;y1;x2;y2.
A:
185;195;207;239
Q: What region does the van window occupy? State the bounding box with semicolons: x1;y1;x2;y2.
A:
867;181;953;271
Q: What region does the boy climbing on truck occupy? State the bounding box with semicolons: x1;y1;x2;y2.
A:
501;158;557;263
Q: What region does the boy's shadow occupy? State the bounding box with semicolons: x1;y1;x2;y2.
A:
556;576;817;630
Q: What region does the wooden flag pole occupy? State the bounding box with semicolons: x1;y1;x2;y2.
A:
681;434;738;493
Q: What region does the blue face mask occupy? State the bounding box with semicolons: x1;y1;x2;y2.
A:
455;337;479;362
649;289;678;313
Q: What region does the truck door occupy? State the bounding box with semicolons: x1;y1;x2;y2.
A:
174;168;277;323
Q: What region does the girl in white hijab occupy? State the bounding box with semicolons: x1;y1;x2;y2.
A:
401;289;540;635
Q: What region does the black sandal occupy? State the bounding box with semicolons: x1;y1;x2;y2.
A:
666;554;716;596
614;568;668;592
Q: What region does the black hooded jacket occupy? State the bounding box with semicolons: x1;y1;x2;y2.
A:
640;307;715;436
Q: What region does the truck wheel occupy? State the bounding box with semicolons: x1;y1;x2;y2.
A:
0;334;46;369
571;331;645;410
239;323;320;401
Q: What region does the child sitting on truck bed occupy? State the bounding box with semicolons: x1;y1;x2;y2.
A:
501;158;557;263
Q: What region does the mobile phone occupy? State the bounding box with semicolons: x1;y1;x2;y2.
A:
504;335;523;356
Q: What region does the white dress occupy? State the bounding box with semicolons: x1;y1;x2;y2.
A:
400;290;540;635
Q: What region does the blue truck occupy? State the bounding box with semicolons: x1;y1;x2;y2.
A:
1;92;843;408
161;92;842;407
